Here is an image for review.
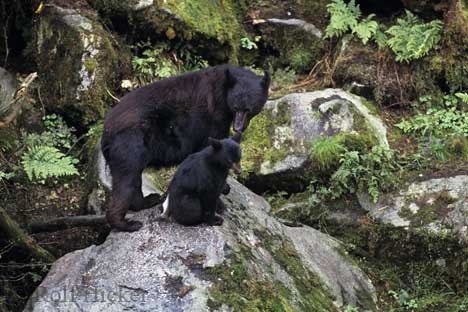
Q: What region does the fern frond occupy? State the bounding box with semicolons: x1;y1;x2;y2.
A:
455;92;468;104
21;146;78;183
325;0;360;38
386;10;442;62
353;14;378;44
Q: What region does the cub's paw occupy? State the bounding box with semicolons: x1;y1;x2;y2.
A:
208;215;224;226
221;183;231;195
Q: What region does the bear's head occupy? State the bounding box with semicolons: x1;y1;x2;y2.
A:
225;67;270;133
208;136;242;174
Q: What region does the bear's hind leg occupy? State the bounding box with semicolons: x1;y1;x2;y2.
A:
108;178;143;232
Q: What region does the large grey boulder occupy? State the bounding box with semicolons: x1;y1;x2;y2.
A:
241;88;388;192
34;4;124;128
26;178;376;312
359;174;468;244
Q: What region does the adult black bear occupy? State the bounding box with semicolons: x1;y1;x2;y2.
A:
101;65;270;232
163;135;242;226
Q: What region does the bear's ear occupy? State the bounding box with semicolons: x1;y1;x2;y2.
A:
261;70;271;90
224;68;237;88
208;137;222;150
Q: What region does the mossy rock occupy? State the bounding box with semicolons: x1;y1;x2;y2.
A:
27;178;376;311
88;0;247;63
359;174;468;244
33;4;125;130
241;89;387;193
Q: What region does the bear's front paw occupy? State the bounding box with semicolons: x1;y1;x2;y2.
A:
208;215;224;226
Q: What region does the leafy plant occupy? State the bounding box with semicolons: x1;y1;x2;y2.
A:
42;114;76;149
396;108;468;137
0;170;15;182
455;92;468;104
132;47;178;84
271;67;297;89
352;14;378;44
19;114;80;183
325;0;360;38
240;37;258;50
429;138;449;161
324;0;377;45
344;305;360;312
386;10;443;62
389;289;419;310
328;145;399;203
289;48;314;73
21;146;78;183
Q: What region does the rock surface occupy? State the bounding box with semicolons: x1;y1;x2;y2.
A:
0;67;17;117
88;0;245;62
27;178;376;312
241;88;388;192
359;174;468;243
34;4;123;128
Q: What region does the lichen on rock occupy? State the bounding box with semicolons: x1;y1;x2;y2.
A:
34;4;122;128
359;174;468;244
241;89;388;192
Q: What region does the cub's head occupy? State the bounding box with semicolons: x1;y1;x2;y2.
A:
224;66;270;133
208;135;242;174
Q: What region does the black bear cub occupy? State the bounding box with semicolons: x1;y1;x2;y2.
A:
162;134;242;226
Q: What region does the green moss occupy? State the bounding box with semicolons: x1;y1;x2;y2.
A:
448;136;468;160
289;47;314;73
159;0;246;61
360;98;379;116
35;8;121;128
254;229;338;312
0;128;17;153
240;101;293;177
399;191;457;227
205;253;296;312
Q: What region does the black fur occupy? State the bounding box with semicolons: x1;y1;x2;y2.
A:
167;137;241;226
101;65;270;232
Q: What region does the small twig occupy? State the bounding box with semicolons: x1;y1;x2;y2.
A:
1;1;9;67
105;87;120;102
385;101;411;108
64;133;88;157
393;63;404;104
0;72;38;128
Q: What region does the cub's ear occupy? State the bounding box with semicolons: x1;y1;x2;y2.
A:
261;70;271;90
225;68;237;88
208;137;222;150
